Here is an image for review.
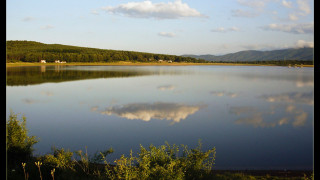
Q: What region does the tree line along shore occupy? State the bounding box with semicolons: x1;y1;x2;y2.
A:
6;40;206;63
6;61;314;68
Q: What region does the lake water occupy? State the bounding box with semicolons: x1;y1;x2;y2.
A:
6;65;314;170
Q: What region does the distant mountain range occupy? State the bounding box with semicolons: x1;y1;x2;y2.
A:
182;48;313;62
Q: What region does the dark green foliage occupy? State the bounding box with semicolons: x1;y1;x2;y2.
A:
6;111;39;170
104;141;216;180
6;40;206;63
41;147;75;170
92;148;115;164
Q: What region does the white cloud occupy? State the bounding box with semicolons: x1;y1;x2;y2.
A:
278;0;312;21
278;117;289;126
22;99;39;104
233;0;272;18
210;91;224;97
91;106;99;112
41;25;54;30
238;40;313;51
91;10;100;15
158;32;176;38
231;9;259;18
157;85;176;90
286;104;296;113
237;0;267;9
229;106;257;115
102;0;206;19
100;102;205;123
230;104;310;128
295;40;314;48
285;105;309;127
234;113;268;127
297;0;311;15
282;0;293;8
211;27;240;33
295;80;314;88
234;111;286;128
293;111;308;127
211;27;226;33
261;22;313;34
41;91;54;96
22;16;35;22
240;43;287;51
288;13;299;21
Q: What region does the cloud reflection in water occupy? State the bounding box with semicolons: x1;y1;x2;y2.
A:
230;104;309;128
259;91;313;105
296;80;314;88
96;102;206;123
157;85;176;91
210;91;238;98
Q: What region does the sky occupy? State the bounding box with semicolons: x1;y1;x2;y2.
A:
6;0;314;55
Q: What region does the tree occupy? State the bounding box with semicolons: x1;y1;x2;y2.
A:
7;111;39;169
112;53;122;61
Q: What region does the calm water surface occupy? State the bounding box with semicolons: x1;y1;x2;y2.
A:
6;65;314;170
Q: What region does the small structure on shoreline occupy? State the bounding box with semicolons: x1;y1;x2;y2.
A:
54;60;67;63
40;60;46;63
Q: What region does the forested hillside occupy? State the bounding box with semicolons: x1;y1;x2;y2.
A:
6;41;206;63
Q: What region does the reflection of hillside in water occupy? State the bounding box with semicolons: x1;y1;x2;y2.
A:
6;66;187;86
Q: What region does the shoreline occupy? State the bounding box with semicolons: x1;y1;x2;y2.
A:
91;163;313;178
6;62;314;67
210;169;313;178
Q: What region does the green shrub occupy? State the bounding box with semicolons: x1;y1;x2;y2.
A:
180;141;216;179
92;147;114;164
136;143;185;180
6;111;39;169
106;150;139;180
103;140;216;180
42;147;75;170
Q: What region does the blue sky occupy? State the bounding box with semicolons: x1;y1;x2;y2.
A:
7;0;314;55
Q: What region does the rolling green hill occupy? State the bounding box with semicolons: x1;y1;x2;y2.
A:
183;48;314;62
6;40;206;63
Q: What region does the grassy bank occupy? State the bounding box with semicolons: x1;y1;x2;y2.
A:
6;62;314;67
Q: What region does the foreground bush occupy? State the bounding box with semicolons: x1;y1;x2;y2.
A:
6;111;39;170
103;141;216;180
41;147;75;170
